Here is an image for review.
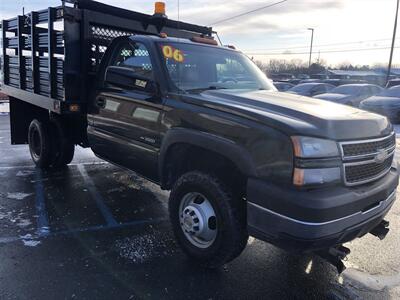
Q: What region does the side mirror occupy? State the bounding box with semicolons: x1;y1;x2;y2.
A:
104;66;158;95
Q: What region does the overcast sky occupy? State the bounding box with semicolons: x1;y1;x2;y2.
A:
0;0;398;67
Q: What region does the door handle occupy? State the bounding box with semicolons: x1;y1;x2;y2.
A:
96;97;106;108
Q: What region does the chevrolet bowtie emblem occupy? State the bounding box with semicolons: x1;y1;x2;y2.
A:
374;149;387;164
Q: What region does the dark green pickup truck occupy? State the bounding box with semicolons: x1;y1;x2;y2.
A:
2;0;398;271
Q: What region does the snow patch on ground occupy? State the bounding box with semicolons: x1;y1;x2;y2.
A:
17;218;32;227
115;231;176;263
20;234;41;247
0;208;34;230
343;268;400;291
16;170;35;177
7;192;33;200
22;239;41;247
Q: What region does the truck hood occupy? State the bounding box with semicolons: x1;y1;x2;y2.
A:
182;89;391;140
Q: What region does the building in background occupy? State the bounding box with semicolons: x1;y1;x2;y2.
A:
313;70;386;86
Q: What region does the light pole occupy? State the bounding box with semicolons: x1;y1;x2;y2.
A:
308;28;314;72
387;0;399;84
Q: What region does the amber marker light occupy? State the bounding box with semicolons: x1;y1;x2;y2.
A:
154;2;166;15
69;104;80;112
293;168;305;186
291;136;302;157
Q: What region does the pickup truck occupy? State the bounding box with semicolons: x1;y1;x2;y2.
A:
1;0;398;270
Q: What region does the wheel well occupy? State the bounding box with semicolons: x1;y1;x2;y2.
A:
9;97;49;145
9;97;88;146
162;143;247;194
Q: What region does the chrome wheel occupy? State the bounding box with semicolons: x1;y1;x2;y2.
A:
179;192;217;249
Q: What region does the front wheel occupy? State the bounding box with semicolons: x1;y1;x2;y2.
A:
169;171;248;268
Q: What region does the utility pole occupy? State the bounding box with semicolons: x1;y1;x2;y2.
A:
308;28;314;74
387;0;399;84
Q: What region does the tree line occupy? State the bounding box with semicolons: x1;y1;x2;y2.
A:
253;58;400;76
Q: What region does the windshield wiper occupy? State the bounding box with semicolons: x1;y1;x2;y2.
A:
185;86;227;93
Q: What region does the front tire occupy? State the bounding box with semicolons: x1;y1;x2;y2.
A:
169;171;248;268
28;119;52;168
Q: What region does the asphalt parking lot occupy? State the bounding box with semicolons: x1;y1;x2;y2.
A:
0;112;400;300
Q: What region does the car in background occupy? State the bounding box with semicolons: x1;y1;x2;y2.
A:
297;73;310;80
286;82;335;97
298;79;321;84
269;73;295;82
386;78;400;88
273;81;295;92
360;86;400;123
314;84;383;107
319;79;368;86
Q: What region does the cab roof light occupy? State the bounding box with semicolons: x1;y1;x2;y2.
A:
225;45;236;50
154;2;166;16
190;35;218;46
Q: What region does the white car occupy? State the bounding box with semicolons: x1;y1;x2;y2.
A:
360;86;400;123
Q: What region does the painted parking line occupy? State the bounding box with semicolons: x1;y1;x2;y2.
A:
0;217;167;245
0;161;108;170
34;169;50;236
77;164;118;226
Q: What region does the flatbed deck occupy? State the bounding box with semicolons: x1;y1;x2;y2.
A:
1;0;213;114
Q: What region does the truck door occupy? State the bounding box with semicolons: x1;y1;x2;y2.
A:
88;40;162;181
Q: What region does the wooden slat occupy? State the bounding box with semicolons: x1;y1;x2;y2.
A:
48;7;56;98
17;16;24;90
31;11;39;93
1;20;8;85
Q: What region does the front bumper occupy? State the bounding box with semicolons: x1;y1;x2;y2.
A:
247;168;398;251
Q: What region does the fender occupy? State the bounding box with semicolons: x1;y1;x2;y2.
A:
159;127;257;187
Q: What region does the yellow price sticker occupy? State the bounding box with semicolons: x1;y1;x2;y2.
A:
162;45;184;63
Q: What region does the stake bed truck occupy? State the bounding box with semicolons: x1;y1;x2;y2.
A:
1;0;398;271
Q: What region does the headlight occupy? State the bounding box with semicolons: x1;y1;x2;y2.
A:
291;136;341;186
293;167;341;186
291;136;339;158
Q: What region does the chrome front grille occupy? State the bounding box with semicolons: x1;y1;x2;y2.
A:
341;134;396;159
340;132;396;186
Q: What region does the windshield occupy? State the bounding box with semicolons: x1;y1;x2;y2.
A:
331;85;362;95
158;42;275;92
379;87;400;97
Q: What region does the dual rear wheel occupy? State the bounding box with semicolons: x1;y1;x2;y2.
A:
28;118;75;169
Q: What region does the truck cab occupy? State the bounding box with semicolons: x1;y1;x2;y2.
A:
86;34;398;269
